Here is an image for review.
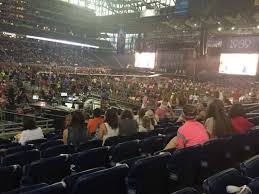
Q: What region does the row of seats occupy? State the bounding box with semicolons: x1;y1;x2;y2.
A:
0;152;172;194
5;152;259;194
0;135;259;194
0;135;169;168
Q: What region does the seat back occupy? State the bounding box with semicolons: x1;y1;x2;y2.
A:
3;145;35;156
168;145;204;186
5;183;48;194
172;187;198;194
63;167;105;192
111;140;140;163
0;142;20;149
39;140;63;151
128;152;171;194
41;145;74;158
240;155;259;178
0;138;11;145
72;147;110;171
140;136;165;154
26;138;47;146
77;140;103;152
25;155;71;184
203;168;251;194
72;164;129;194
103;136;133;146
2;150;40;166
0;165;22;193
21;182;67;194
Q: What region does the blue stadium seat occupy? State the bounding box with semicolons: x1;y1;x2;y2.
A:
71;164;129;194
203;138;229;173
240;155;259;178
0;142;20;149
3;144;35;156
203;168;251;194
41;145;75;158
103;135;135;146
128;152;171;194
77;140;103;152
167;145;205;187
5;183;48;194
140;136;165;154
39;140;63;151
111;140;140;163
20;182;67;194
63;167;105;192
24;154;71;184
0;138;11;145
72;147;110;171
26;139;47;146
171;187;198;194
2;150;40;166
131;132;153;140
0;165;22;193
120;155;147;168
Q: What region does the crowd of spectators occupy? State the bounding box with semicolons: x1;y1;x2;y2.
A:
0;64;256;154
0;36;103;67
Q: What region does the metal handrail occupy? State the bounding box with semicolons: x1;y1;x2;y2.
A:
0;109;54;133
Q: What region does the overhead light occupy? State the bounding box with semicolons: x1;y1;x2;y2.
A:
217;21;221;25
26;35;99;48
257;25;259;29
194;23;197;27
218;27;222;31
231;26;235;30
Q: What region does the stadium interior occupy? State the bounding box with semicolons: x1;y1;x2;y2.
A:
2;0;259;194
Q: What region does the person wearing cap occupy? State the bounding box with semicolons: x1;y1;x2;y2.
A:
164;104;209;150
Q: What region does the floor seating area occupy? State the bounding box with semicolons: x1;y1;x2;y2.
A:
1;121;259;194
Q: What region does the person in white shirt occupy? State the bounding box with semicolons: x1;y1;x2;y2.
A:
16;117;44;145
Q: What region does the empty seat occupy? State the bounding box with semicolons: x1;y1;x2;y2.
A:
240;155;259;178
5;183;48;194
3;144;35;156
63;167;105;192
103;136;135;146
19;182;67;194
0;165;22;193
39;140;63;151
0;142;20;149
128;152;171;194
120;155;147;168
72;164;129;194
203;168;251;194
77;140;103;152
168;144;205;186
171;187;198;194
111;140;140;163
24;154;71;184
26;138;47;146
203;138;229;173
140;136;165;154
41;145;74;158
72;147;110;171
0;138;11;145
2;150;40;166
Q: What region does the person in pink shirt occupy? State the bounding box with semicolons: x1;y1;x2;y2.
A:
165;104;209;150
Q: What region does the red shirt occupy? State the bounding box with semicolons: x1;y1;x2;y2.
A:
231;116;254;134
87;117;103;134
176;120;209;149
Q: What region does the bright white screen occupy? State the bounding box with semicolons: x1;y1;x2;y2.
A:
135;52;155;69
219;53;258;76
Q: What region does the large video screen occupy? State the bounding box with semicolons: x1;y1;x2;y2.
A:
219;53;258;76
135;52;156;69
